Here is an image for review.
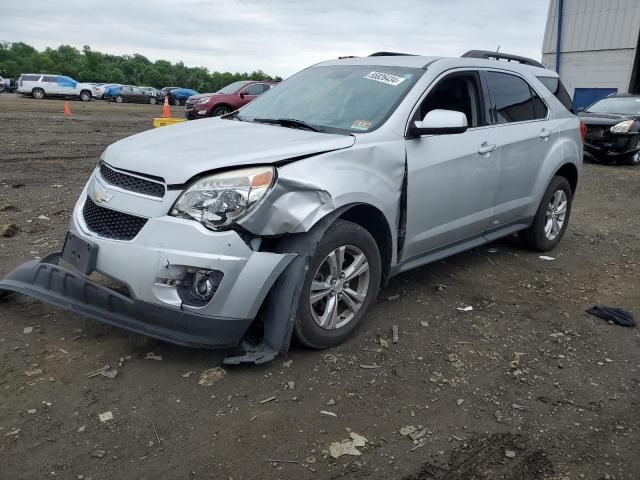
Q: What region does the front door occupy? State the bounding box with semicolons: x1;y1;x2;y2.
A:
403;71;500;260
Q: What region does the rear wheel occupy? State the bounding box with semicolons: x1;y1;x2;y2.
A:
115;95;123;103
32;88;44;99
148;96;158;105
79;90;92;102
212;105;231;117
294;220;381;349
520;176;572;252
173;98;180;106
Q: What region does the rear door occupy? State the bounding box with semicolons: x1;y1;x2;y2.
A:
484;70;554;230
403;70;501;259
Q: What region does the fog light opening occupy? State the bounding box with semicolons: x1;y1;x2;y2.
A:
177;269;224;307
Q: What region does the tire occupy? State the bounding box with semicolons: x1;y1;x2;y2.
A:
294;220;382;349
626;141;640;166
520;176;573;252
148;96;158;105
79;90;92;102
212;105;231;117
115;95;123;103
32;88;45;99
173;98;180;106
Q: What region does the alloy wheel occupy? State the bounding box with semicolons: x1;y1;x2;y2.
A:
309;245;370;330
544;190;567;240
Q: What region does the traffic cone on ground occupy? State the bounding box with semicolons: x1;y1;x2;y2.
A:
162;96;171;118
63;100;72;116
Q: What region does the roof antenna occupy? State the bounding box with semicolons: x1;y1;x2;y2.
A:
496;45;501;52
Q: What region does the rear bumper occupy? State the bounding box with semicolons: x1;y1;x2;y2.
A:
0;255;252;348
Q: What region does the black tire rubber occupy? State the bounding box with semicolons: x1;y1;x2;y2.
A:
79;90;92;102
626;141;640;166
32;88;44;99
212;106;230;117
148;96;158;105
294;220;382;349
520;176;573;252
173;98;180;106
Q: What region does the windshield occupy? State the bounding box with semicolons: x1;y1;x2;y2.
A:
587;97;640;115
238;65;423;133
217;81;250;94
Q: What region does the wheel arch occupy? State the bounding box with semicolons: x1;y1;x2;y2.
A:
211;103;233;114
554;162;578;194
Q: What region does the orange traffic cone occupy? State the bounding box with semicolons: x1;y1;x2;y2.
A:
63;100;72;116
162;96;171;118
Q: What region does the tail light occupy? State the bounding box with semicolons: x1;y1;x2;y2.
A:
579;121;586;144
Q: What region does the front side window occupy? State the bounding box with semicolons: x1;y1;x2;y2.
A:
239;65;423;133
486;71;538;124
57;76;78;88
242;83;266;96
416;71;485;127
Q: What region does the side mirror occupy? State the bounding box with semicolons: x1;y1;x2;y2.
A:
239;92;245;99
410;109;468;136
576;107;585;113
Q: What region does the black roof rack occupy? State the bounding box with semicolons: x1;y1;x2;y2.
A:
369;51;416;57
461;50;544;68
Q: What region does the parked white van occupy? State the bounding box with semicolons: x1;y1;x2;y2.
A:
17;74;95;101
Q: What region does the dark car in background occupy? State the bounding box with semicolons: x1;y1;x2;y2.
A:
105;85;159;104
185;80;276;119
166;88;198;106
579;94;640;166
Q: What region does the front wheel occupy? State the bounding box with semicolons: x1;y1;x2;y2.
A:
148;96;158;105
294;220;381;349
212;106;230;117
79;90;92;102
173;98;180;106
520;176;573;252
115;95;123;103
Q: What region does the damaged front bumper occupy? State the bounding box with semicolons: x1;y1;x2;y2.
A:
0;254;253;348
0;189;297;358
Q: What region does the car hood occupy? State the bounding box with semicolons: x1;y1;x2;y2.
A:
102;118;355;185
185;93;213;102
579;111;640;126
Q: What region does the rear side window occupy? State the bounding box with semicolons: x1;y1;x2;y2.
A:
536;76;575;114
21;74;40;81
486;71;538;124
531;90;548;119
42;75;57;83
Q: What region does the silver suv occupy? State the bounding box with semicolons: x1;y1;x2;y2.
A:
1;51;582;364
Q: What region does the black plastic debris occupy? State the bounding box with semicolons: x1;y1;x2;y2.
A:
586;305;636;327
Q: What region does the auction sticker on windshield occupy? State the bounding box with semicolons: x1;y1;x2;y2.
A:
364;71;407;86
351;120;373;130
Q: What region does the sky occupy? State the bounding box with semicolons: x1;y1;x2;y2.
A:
0;0;550;78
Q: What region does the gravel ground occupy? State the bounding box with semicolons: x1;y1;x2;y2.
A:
0;93;639;480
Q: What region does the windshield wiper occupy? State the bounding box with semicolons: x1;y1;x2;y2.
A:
223;111;247;121
253;117;323;132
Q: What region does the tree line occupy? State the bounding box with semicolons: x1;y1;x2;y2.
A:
0;42;281;92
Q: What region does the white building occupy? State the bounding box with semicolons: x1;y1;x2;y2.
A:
542;0;640;109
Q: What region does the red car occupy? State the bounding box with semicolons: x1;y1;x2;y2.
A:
185;80;277;119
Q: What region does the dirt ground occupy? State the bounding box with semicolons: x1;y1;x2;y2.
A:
0;93;639;480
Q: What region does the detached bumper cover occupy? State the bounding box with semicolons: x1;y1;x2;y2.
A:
0;254;252;348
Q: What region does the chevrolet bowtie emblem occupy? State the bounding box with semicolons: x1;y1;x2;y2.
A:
94;188;113;204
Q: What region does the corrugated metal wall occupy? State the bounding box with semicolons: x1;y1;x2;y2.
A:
543;0;640;53
541;0;640;98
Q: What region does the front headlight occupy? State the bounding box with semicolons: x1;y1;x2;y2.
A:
170;166;275;230
610;120;635;134
197;97;210;105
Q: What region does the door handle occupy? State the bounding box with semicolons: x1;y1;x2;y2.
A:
540;128;552;139
478;142;497;155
